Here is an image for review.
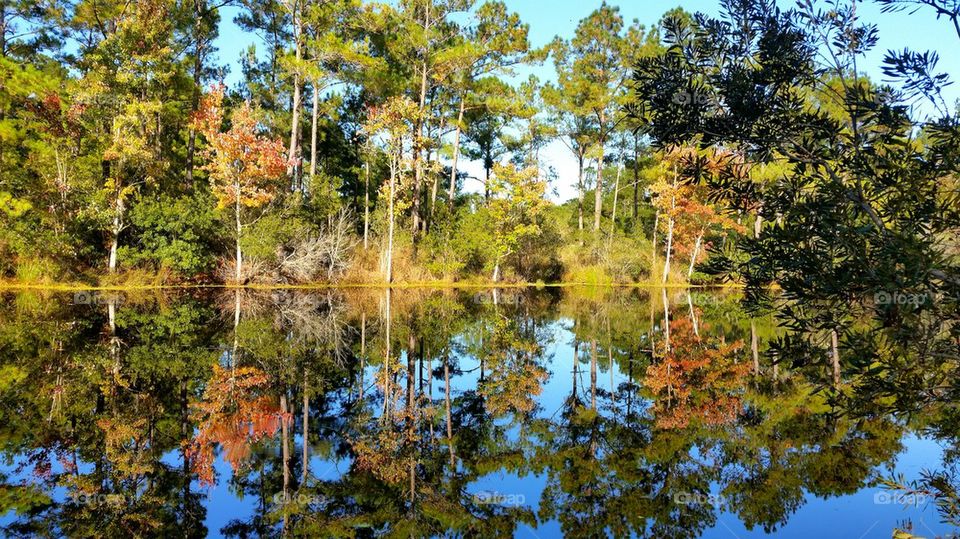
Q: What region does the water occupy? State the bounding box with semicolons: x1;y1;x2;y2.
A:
0;287;954;538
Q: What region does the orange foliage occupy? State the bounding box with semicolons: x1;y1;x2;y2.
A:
644;316;750;429
190;84;288;210
184;365;290;486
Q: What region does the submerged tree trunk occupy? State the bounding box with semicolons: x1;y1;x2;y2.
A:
302;369;309;483
687;292;699;338
444;353;455;467
280;392;290;535
662;288;671;353
590;339;597;410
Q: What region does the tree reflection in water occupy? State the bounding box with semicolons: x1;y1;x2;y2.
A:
0;287;955;537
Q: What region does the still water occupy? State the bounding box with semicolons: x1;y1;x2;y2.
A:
0;287;954;538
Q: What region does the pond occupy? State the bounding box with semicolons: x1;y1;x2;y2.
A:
0;287;955;538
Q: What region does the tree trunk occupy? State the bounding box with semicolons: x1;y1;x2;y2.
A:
363;162;370;250
687;292;699;337
751;321;760;375
186;0;206;188
235;186;242;282
607;157;622;255
302;369;309;483
492;258;500;283
448;98;465;205
412;57;429;242
484;163;491;202
662;215;674;284
593;151;604;232
831;329;841;386
309;83;319;186
577;154;585;231
662;288;671;352
360;312;366;400
632;135;640;219
688;232;703;278
287;0;303;189
662;165;676;284
651;208;659;277
444;354;455;467
280;393;290;534
385;159;396;283
590;339;597;410
384;289;392;419
108;187;125;274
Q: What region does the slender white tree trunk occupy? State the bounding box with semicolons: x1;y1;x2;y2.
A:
108;192;125;274
662;165;676;284
235;186;242;282
448;98;465;205
385;159;396;283
688;232;703;278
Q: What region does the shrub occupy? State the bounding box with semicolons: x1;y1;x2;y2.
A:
122;192;219;277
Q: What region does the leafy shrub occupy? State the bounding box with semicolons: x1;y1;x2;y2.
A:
122;192;219;276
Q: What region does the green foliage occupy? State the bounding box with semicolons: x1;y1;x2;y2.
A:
122;192;219;276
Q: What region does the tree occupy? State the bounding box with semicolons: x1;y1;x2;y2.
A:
363;96;419;283
487;163;549;282
550;3;645;233
192;86;288;282
630;0;959;389
437;0;532;205
301;0;377;190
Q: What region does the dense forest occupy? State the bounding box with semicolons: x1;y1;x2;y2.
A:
1;1;960;536
2;0;954;289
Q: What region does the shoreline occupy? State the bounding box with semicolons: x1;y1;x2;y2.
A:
0;280;748;292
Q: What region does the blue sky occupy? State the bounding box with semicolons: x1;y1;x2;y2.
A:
212;0;960;201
